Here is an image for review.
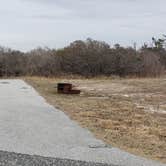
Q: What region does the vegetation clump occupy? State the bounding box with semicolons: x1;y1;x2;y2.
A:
0;36;166;77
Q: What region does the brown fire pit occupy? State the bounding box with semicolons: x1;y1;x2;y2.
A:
57;83;81;94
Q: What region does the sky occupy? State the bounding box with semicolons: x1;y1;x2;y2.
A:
0;0;166;51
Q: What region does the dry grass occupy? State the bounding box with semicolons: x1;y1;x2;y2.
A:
24;76;166;163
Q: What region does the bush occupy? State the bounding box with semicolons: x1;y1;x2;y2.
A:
0;38;165;77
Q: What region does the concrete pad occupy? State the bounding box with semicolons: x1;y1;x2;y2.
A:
0;79;165;166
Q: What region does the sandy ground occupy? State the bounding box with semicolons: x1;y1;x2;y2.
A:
25;76;166;163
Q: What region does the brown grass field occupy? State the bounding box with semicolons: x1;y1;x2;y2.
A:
24;76;166;163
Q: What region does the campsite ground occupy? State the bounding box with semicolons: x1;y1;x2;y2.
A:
25;76;166;163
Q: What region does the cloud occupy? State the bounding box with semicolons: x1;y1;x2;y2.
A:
0;0;166;51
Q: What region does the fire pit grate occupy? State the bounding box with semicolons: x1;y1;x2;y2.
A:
57;83;80;94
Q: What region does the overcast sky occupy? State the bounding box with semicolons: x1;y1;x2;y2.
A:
0;0;166;51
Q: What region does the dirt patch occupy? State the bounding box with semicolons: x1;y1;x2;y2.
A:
24;76;166;163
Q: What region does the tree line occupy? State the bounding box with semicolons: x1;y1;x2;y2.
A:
0;37;166;77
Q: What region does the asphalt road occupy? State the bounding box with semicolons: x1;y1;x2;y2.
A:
0;150;114;166
0;79;165;166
